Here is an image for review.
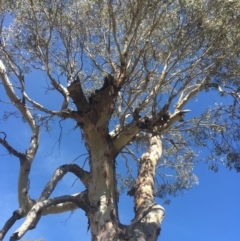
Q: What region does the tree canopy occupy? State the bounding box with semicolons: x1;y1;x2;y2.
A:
0;0;240;240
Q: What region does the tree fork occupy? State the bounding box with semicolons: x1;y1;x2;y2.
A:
87;134;165;241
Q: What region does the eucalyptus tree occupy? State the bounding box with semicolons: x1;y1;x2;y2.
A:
0;0;240;240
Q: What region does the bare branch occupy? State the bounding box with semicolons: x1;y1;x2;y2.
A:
128;135;165;225
0;60;39;209
0;163;90;240
0;132;25;158
67;77;90;113
0;61;38;134
0;209;25;241
23;91;66;116
41;191;91;215
112;122;139;152
46;72;70;110
217;85;240;105
155;109;191;133
10;192;91;241
39;164;90;201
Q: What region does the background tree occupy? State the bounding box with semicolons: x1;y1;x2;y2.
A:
0;0;240;240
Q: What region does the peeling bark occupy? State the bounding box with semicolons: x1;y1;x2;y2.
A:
84;129;119;241
85;134;164;241
127;135;165;241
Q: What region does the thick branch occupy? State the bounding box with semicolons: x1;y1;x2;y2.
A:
111;122;139;151
10;192;91;241
176;84;201;111
127;135;165;240
128;136;163;214
0;60;39;209
111;106;171;152
87;80;119;127
39;164;90;201
0;209;25;241
41;191;91;215
67;77;90;113
154;109;191;133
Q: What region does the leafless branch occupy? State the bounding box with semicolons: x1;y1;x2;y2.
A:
176;61;222;111
39;164;90;201
67;77;90;113
0;209;25;241
23;91;63;116
10;192;91;241
0;60;39;208
46;72;70;110
0;132;25;158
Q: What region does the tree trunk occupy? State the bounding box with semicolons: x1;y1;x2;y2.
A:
68;77;164;240
87;130;119;241
86;132;165;241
